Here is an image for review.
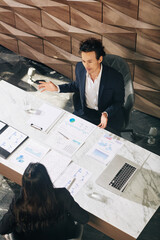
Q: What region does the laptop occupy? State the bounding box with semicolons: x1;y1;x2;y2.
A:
96;154;140;195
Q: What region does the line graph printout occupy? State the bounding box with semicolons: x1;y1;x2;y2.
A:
87;133;124;165
0;127;27;154
9;139;50;174
54;162;91;196
52;114;96;156
40;150;71;183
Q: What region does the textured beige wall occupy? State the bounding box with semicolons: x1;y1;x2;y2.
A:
0;0;159;118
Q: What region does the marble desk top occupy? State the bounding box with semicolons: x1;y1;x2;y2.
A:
0;81;160;240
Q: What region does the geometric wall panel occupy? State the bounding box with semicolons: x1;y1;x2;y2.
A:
136;33;160;60
134;66;160;90
67;1;102;22
0;0;160;118
102;0;139;19
0;8;15;26
139;0;160;26
0;33;18;53
18;40;72;79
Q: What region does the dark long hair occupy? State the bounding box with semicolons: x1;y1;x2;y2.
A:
79;38;106;60
13;163;60;232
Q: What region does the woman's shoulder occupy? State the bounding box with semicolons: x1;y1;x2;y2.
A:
54;188;71;201
55;187;69;195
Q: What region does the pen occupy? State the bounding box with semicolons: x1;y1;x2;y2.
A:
58;131;69;140
67;178;76;190
31;124;43;131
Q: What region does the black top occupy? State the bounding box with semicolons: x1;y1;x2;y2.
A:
0;188;89;240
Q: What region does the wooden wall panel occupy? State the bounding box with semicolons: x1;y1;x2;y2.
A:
41;3;70;24
44;40;80;64
136;33;160;60
68;1;102;22
134;65;160;90
18;41;72;79
0;8;15;26
134;93;160;119
102;0;139;19
44;33;71;53
0;33;18;53
0;21;43;53
134;82;160;107
139;0;160;26
0;0;159;118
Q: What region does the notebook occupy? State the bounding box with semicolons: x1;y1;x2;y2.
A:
96;154;140;195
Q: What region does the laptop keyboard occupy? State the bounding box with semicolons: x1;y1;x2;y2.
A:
109;163;136;191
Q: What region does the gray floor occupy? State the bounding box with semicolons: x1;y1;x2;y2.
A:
0;45;160;240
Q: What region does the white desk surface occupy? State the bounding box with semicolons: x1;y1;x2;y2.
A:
0;80;160;240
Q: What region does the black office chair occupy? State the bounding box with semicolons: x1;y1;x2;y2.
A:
69;223;84;240
102;54;135;134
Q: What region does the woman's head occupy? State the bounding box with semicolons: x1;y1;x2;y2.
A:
22;162;54;204
14;163;60;231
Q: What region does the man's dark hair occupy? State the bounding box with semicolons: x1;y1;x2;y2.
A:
79;38;106;60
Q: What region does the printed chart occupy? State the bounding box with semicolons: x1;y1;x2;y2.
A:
87;133;124;165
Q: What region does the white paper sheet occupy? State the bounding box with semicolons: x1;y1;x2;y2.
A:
87;133;124;165
9;139;50;174
40;150;71;183
52;114;96;156
27;103;63;132
54;162;91;196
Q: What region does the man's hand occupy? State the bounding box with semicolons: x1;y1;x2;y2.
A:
98;112;108;129
38;81;58;92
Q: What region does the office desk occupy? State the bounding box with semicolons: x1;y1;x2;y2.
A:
0;81;160;240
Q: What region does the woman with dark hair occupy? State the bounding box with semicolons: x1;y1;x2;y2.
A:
0;163;89;240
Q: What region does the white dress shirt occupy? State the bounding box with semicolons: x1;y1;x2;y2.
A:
85;65;102;110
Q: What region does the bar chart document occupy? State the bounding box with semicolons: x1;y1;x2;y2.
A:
8;139;50;174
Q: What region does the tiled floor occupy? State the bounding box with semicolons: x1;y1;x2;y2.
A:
0;45;160;240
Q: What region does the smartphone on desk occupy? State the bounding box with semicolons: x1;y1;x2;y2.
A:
34;80;46;85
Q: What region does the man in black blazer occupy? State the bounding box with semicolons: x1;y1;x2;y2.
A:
39;38;125;134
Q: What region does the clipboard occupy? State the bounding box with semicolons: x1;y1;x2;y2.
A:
0;123;28;159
